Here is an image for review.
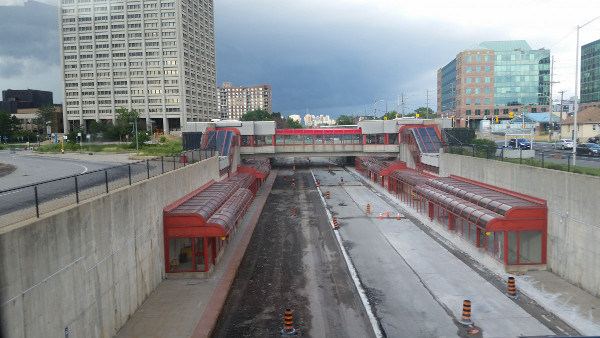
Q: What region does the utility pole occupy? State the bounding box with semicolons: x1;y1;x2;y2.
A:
548;56;557;142
558;90;565;139
401;93;406;117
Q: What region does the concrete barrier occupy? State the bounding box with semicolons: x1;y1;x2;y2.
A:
0;157;219;338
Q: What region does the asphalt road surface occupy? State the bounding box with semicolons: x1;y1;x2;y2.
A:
212;159;376;338
214;158;579;337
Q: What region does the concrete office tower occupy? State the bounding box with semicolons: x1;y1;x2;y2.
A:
437;40;550;129
218;82;272;120
580;38;600;111
59;0;218;134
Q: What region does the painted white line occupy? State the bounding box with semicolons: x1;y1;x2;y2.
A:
311;170;383;338
76;164;89;174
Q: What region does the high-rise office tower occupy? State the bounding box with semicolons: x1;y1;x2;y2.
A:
437;40;550;129
59;0;218;133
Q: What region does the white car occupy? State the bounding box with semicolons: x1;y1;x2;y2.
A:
553;139;574;150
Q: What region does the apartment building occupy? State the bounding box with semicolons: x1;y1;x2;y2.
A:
59;0;218;133
437;40;550;129
218;82;271;120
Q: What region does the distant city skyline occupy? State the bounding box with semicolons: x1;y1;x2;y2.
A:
1;0;600;120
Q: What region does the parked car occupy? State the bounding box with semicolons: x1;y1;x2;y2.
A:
588;137;599;144
576;143;600;156
508;138;531;149
553;139;574;150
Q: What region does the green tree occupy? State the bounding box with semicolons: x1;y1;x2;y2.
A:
11;129;35;143
415;107;435;119
0;110;16;140
35;104;56;136
336;115;355;125
380;110;398;120
286;117;303;128
240;109;273;121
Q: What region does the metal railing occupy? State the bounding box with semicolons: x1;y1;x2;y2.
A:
444;144;599;175
0;149;216;228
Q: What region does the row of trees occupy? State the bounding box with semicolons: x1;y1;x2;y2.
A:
240;109;302;128
238;108;436;129
0;106;149;146
336;107;435;125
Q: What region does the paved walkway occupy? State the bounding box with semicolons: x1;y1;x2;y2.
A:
115;170;277;338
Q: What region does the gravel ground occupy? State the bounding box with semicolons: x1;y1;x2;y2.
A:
211;163;375;337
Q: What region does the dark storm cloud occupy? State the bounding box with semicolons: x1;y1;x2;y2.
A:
0;1;60;78
214;1;463;116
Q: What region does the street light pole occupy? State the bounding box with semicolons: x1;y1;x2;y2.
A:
373;100;384;118
131;115;139;154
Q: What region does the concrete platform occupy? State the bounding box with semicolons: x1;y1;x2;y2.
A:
350;167;600;336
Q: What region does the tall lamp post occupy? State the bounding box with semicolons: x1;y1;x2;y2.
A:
373;99;384;118
130;115;139;154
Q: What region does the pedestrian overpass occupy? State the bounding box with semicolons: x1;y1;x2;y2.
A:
186;119;449;173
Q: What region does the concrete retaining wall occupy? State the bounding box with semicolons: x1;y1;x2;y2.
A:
439;153;600;297
0;156;219;338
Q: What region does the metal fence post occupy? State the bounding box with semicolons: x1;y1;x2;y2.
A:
161;156;164;174
520;148;523;164
75;176;79;203
128;164;132;185
34;186;40;218
183;153;186;167
542;151;545;168
147;160;150;179
191;150;194;163
486;146;490;159
173;156;176;170
105;170;109;193
568;154;571;172
472;145;475;157
501;147;504;161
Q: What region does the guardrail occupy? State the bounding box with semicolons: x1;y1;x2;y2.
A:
0;149;216;228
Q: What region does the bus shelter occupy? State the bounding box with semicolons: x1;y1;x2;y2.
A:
414;176;547;266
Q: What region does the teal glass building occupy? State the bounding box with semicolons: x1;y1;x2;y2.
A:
581;38;600;107
437;40;550;129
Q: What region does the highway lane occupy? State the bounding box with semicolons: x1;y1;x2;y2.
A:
316;166;560;337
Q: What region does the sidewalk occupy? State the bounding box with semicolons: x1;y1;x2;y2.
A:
351;167;600;336
115;170;277;338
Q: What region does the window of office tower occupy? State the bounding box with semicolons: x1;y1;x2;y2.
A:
494;50;550;106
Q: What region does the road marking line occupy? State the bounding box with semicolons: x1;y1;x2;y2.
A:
312;169;384;338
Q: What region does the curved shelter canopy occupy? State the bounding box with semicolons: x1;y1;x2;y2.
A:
425;177;545;217
164;172;255;233
389;169;431;186
238;159;271;179
205;188;254;236
414;185;503;228
414;176;546;232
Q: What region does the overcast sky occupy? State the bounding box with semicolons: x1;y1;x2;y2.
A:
1;0;599;118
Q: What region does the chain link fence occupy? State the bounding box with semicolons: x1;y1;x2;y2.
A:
0;149;215;228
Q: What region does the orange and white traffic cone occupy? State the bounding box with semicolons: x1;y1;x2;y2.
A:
397;213;401;220
386;210;390;218
379;213;383;220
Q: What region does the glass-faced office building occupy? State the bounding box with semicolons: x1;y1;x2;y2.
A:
581;38;600;110
437;40;550;129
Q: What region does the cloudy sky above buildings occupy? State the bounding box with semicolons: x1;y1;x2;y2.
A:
0;0;599;118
